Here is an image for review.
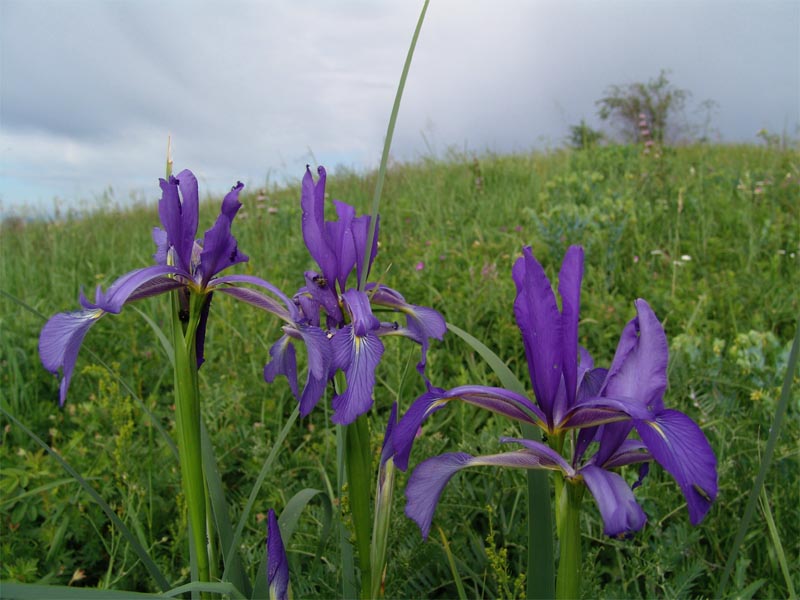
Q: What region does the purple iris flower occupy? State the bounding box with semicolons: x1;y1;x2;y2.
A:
396;245;717;538
266;509;290;600
39;169;303;405
263;166;446;425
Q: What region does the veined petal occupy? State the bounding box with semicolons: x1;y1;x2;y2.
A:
635;409;717;525
212;274;297;320
341;288;380;337
296;324;332;416
264;335;299;399
326;200;356;290
330;326;384;425
560;395;650;430
600;439;652;469
301;166;337;281
406;448;571;540
81;265;184;313
158;170;199;273
39;308;104;406
498;437;576;475
405;452;474;540
603;299;669;412
393;385;545;472
198;182;248;286
581;465;647;536
512;247;562;425
266;509;290;600
558;245;584;411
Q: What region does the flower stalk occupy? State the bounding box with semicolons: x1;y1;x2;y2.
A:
556;478;584;600
171;289;212;588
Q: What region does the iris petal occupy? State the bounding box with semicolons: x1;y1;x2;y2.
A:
512;247;563;425
581;465;647;536
301;166;337;282
198;182;248;286
266;509;290;600
635;409;717;525
330;326;384;425
264;335;299;399
558;245;584;411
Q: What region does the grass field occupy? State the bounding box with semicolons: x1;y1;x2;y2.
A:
1;143;798;598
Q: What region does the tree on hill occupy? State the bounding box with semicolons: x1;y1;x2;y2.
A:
596;70;689;144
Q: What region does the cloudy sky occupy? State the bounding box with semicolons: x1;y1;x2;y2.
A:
1;0;798;216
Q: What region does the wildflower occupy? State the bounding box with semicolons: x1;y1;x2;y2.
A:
415;261;425;271
267;509;291;600
396;246;717;538
39;169;299;405
263;166;446;424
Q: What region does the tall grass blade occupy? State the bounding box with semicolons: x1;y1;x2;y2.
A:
717;318;800;597
0;407;170;592
163;581;246;599
759;487;797;599
359;0;430;291
200;420;251;598
446;322;554;599
437;526;468;600
222;405;299;584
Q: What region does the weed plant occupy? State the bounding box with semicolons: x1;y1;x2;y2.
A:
1;143;798;597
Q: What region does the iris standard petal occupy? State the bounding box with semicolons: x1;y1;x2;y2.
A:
266;509;290;600
301;166;337;282
603;299;669;412
635;409;717;525
330;325;384;425
581;465;647;536
512;247;563;425
198;182;248;287
39;308;104;406
325;200;356;290
558;245;584;411
158;170;199;273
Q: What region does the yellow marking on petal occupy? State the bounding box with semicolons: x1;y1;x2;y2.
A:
693;483;712;503
646;420;668;441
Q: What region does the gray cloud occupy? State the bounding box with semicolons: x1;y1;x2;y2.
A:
1;0;797;213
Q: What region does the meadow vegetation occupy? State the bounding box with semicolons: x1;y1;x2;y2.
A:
1;142;798;597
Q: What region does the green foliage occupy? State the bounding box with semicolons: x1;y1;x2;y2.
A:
568;119;604;150
597;69;690;144
1;143;798;597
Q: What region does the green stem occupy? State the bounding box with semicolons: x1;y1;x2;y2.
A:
346;413;373;599
555;480;584;600
171;291;210;588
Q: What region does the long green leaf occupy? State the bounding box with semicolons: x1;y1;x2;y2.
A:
0;407;170;592
200;420;251;598
0;582;162;599
0;477;89;508
717;318;799;597
358;0;430;291
446;321;555;599
222;405;299;584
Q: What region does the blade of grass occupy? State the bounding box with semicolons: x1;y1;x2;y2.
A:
0;406;171;592
200;420;251;598
437;526;468;600
717;317;799;597
447;321;555;599
759;487;797;599
222;405;299;584
358;0;430;291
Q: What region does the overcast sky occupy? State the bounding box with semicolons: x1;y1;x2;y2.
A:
1;0;798;216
